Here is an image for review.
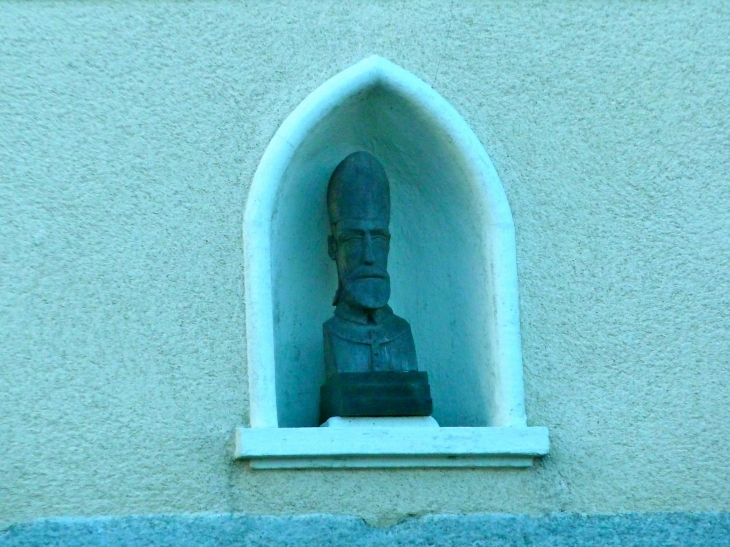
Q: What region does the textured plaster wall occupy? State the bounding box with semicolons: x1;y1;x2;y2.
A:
1;0;729;529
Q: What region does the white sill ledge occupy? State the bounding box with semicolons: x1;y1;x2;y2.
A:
233;426;549;469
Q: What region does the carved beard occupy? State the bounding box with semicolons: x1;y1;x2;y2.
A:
341;275;391;310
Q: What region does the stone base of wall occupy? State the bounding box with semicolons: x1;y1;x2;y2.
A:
2;513;729;547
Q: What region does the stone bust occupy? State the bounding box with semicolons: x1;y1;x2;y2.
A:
320;151;432;422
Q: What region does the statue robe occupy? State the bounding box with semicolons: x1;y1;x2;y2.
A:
323;304;418;377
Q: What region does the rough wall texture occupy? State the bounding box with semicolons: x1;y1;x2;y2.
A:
1;0;729;529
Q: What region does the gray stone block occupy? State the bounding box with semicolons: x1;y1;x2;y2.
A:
2;513;729;547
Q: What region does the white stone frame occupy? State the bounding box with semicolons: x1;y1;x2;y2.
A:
234;56;548;468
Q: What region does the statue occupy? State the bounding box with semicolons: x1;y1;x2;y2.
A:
319;151;433;423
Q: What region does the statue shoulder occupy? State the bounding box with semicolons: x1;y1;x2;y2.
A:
387;313;411;330
381;313;413;340
323;315;367;343
323;316;339;333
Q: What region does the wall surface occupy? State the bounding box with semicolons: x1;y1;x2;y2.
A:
1;0;729;530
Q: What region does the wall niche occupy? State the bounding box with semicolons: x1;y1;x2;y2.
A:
235;56;548;468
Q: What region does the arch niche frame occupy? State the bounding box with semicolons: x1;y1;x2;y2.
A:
234;56;548;468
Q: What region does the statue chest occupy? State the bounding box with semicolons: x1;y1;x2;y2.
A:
323;318;418;374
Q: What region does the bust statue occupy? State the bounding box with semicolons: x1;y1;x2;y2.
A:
319;151;433;423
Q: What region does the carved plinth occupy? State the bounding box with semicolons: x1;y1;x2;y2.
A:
320;371;433;424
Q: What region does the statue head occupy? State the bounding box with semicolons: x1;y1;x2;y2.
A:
327;151;391;310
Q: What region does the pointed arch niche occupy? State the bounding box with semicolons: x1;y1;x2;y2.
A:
234;57;548;468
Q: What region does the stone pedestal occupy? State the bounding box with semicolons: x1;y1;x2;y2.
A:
319;371;433;424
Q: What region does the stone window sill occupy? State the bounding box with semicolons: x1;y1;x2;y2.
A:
233;426;549;469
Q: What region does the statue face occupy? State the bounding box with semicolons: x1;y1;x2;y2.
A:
329;219;391;310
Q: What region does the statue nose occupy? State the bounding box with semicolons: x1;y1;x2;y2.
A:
362;234;375;264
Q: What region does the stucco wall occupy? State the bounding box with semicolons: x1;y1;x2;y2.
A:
1;0;729;529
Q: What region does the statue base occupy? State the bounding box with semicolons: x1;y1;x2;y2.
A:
319;371;433;424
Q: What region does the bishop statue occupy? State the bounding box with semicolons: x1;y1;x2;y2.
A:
320;151;433;423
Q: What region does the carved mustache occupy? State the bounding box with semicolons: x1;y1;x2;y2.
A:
346;268;390;282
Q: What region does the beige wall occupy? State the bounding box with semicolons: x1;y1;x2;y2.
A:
2;0;729;528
